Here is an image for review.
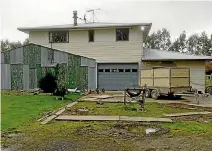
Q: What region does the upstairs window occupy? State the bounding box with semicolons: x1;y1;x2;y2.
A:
116;28;129;41
49;31;69;43
88;30;94;42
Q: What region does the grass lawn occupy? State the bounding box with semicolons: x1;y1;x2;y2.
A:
206;79;212;87
2;93;212;151
1;92;81;132
67;102;203;117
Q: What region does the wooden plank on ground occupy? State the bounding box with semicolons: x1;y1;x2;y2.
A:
56;115;120;121
55;115;173;123
90;95;113;99
40;115;57;125
40;101;78;124
120;116;173;123
66;101;78;108
164;111;211;117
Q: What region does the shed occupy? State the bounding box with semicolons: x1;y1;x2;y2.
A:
1;43;97;91
141;48;212;92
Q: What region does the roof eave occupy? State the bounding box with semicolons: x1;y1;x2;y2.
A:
142;23;152;42
18;23;152;33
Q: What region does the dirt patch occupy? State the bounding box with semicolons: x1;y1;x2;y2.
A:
166;103;212;111
166;103;197;109
171;114;212;123
35;140;77;151
137;135;212;151
75;123;169;140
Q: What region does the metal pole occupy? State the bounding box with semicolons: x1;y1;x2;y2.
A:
124;89;126;106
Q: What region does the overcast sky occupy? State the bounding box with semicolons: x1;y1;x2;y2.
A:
1;0;212;42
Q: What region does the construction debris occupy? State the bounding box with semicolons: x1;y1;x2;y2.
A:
145;128;157;136
96;100;104;105
90;95;113;99
164;111;211;117
40;102;78;124
77;108;89;115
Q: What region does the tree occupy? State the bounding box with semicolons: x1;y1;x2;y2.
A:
198;32;212;56
169;31;187;53
144;28;171;51
186;34;200;55
1;38;29;52
1;39;10;51
23;38;29;45
184;32;212;56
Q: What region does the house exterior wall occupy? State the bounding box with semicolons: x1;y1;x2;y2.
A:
29;26;143;63
1;44;96;91
1;64;11;90
176;61;205;93
141;61;206;92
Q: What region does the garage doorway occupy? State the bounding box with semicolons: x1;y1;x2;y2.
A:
97;63;139;90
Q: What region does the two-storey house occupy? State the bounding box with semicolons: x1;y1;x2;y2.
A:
18;11;212;92
18;11;152;90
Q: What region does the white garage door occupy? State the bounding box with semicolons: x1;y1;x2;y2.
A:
97;63;139;90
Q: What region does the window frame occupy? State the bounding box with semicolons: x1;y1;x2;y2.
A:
49;31;69;43
116;28;129;41
118;69;124;72
104;69;110;72
98;69;104;72
132;69;138;72
88;30;95;42
125;69;131;72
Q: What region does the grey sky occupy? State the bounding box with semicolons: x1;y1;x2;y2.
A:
1;0;212;42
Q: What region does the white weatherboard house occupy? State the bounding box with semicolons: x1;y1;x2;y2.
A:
18;11;212;91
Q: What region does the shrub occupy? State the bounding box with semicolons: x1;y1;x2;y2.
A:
38;73;57;93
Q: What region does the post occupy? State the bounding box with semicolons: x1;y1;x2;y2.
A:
124;89;126;106
195;89;199;105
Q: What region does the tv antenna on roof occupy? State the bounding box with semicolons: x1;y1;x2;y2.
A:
86;8;100;23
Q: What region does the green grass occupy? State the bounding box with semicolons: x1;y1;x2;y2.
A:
2;94;212;150
162;122;212;139
70;102;200;117
206;79;212;87
1;92;81;132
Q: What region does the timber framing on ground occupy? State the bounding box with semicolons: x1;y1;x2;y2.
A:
40;101;79;124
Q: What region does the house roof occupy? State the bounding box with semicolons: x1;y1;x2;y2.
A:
142;48;212;61
18;22;152;32
1;43;96;61
18;22;152;41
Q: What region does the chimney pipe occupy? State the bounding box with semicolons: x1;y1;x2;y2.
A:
73;11;78;26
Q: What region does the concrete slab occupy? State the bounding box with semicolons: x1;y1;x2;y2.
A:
120;116;173;123
164;111;212;117
56;115;120;121
55;115;173;123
